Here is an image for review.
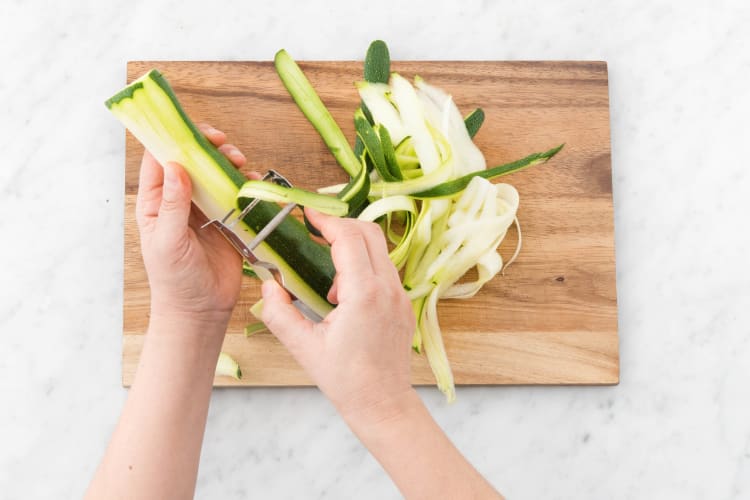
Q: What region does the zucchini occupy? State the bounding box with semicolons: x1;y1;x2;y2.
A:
244;322;268;336
336;157;370;208
216;352;242;380
350;40;392;207
236;180;349;216
274;50;361;178
377;125;403;181
354;39;392;171
357;81;408;145
410;144;564;199
106;69;335;317
354;108;394;182
363;40;391;84
275;49;373;220
463;108;485;139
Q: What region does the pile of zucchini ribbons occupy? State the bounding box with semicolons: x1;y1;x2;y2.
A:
106;40;562;400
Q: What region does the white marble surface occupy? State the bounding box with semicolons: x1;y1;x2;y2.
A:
1;0;749;498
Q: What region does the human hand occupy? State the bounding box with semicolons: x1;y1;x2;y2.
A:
136;124;253;331
261;209;417;420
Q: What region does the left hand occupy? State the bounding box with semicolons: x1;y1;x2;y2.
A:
136;124;254;331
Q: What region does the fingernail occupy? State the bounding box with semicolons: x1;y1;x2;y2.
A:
207;126;221;135
227;147;242;158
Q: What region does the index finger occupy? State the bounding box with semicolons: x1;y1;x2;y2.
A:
306;209;374;279
309;208;398;284
196;122;227;145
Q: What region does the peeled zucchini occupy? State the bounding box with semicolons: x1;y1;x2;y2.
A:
106;70;335;317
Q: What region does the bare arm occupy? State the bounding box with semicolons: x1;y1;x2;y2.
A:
261;209;502;500
87;126;247;499
85;317;226;499
88;125;500;498
344;390;502;500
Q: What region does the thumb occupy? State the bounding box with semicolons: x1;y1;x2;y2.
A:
261;280;317;361
156;162;192;245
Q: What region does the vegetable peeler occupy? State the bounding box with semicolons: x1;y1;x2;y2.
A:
201;170;324;322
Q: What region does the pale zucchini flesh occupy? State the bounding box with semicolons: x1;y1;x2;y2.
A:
216;352;242;380
106;70;335;317
236;180;349;216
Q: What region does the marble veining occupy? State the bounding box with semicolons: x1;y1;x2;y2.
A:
1;0;749;498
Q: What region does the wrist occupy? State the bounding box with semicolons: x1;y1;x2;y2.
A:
148;308;230;346
150;295;232;324
339;385;422;434
135;318;225;391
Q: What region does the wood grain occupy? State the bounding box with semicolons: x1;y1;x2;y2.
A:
121;60;618;387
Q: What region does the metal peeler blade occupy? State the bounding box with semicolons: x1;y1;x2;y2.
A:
200;170;323;322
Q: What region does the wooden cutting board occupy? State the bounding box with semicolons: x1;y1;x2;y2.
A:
122;60;618;387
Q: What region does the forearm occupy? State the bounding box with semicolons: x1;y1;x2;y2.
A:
344;390;502;500
86;316;226;500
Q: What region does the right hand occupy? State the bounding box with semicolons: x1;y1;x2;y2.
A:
261;208;417;419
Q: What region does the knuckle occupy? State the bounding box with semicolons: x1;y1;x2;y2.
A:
261;307;283;333
160;196;180;212
357;280;380;299
338;224;364;240
219;144;241;157
363;221;383;237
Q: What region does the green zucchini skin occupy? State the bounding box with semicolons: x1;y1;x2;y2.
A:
337;156;371;206
411;144;564;199
346;39;392;214
364;40;391;84
464;108;485;139
105;82;145;108
148;71;249;188
274;50;361;178
355;109;393;182
378;125;403;181
108;69;335;303
152;70;336;299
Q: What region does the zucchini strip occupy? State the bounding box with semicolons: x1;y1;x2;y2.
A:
355;108;394;182
244;322;268;336
464;108;485;138
236;180;349;216
357;81;407;144
357;196;418;269
411;144;564;199
336;154;370;206
363;40;391;84
378;125;403;181
415;77;486;176
352;40;392;183
216;352;242;380
390;73;441;173
274;49;361;177
357;195;416;222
